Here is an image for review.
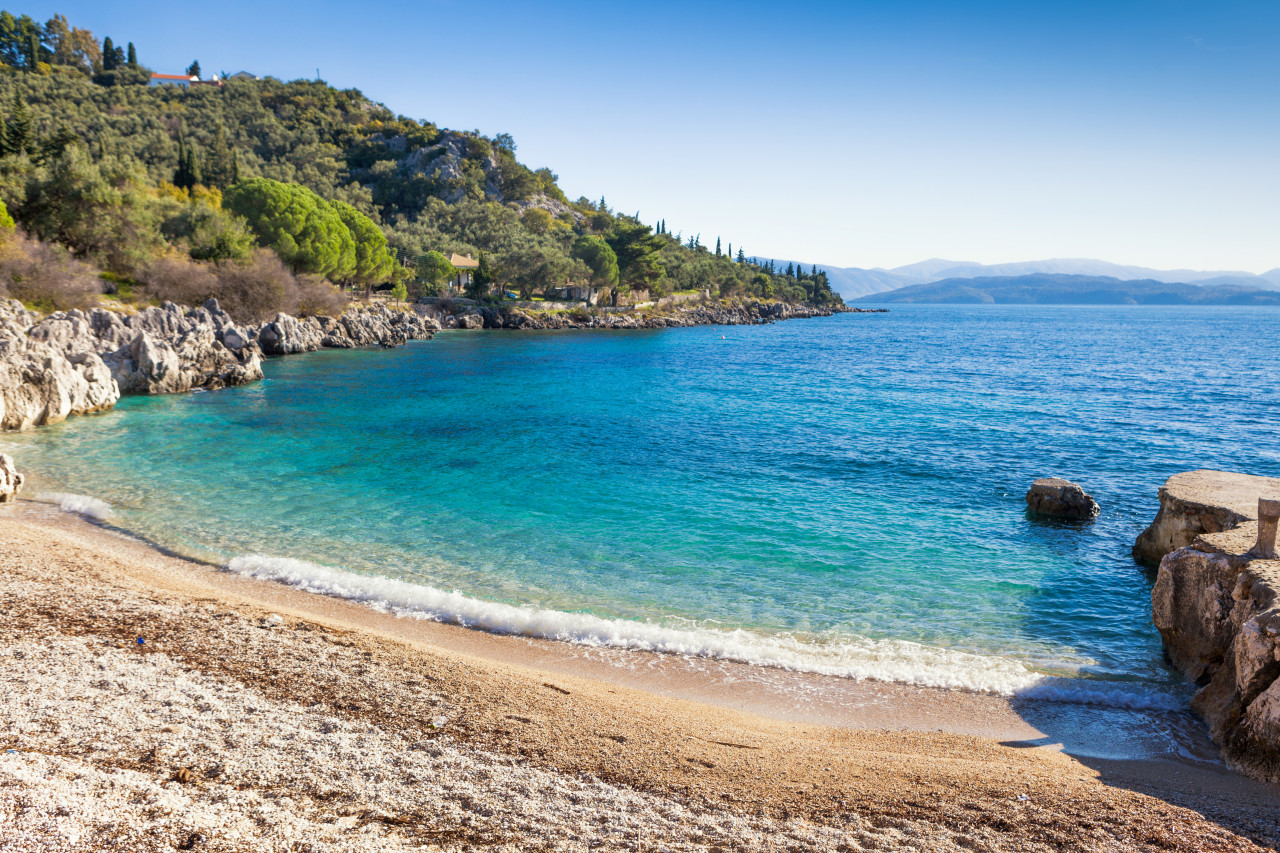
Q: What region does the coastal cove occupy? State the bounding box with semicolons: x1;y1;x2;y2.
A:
5;303;1280;849
6;305;1280;699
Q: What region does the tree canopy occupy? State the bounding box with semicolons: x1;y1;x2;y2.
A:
223;177;354;278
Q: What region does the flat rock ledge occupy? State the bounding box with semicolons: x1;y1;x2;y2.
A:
1143;469;1280;783
1133;469;1275;567
1025;478;1099;519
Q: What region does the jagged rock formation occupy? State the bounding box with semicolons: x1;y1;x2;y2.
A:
1133;470;1271;566
1;299;438;431
0;452;23;502
1142;470;1280;783
1025;478;1099;519
0;299;120;431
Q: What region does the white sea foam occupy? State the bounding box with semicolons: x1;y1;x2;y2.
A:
227;553;1184;712
36;492;112;521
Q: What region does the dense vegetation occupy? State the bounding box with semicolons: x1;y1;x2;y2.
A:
0;9;842;320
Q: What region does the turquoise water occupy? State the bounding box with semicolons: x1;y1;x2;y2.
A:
6;305;1279;705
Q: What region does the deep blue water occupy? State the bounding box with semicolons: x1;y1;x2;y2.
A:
6;305;1278;704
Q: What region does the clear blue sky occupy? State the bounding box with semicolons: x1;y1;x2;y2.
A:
25;0;1280;272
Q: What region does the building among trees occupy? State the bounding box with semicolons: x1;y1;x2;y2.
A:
447;253;479;291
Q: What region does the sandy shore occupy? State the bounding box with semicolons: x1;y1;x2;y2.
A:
2;504;1278;852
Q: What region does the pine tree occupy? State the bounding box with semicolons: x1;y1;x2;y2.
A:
786;262;794;277
737;248;745;264
715;237;721;256
186;59;201;79
598;195;606;213
0;113;8;158
102;36;116;70
811;264;817;277
6;94;32;156
127;42;137;68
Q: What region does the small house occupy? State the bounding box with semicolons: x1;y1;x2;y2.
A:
448;253;480;291
149;73;224;88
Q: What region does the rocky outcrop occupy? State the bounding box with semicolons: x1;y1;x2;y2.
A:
1145;470;1280;783
1133;470;1275;566
1;299;437;432
0;452;23;502
1025;478;1099;519
0;300;120;431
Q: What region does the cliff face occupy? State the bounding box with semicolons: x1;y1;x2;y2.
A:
1142;470;1280;783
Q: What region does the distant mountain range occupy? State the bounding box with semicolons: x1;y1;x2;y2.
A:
848;273;1280;306
765;257;1280;300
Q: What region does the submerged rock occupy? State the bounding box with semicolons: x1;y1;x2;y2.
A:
1145;470;1280;783
0;452;23;502
1025;478;1099;519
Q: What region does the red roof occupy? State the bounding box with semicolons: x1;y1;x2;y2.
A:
151;73;194;80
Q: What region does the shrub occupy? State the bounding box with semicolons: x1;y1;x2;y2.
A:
0;231;102;312
143;250;348;323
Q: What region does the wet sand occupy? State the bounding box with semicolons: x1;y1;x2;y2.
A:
2;502;1278;851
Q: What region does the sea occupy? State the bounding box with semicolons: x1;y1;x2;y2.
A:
6;304;1280;718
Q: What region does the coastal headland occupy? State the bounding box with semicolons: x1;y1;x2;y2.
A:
2;503;1278;852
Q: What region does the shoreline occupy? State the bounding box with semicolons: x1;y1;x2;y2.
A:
3;501;1279;851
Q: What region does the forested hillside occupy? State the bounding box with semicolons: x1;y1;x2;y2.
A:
0;9;841;320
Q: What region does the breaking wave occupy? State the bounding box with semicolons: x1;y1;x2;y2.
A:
227;553;1184;711
36;491;112;521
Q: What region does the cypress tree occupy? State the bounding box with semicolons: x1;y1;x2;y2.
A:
727;243;732;261
174;134;199;189
6;95;31;155
26;30;38;69
127;42;137;67
102;36;116;70
715;237;721;256
0;113;8;157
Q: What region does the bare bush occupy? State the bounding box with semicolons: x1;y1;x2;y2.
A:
291;274;349;318
142;250;349;323
141;255;221;307
0;232;102;312
207;250;294;322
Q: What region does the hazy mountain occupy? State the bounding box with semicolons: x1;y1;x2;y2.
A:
854;274;1280;306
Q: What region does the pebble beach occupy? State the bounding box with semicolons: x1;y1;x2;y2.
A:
3;505;1279;852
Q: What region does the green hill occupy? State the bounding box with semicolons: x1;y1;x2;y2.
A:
0;9;840;315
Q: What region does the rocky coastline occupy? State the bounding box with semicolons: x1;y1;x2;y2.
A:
1;297;861;432
0;298;439;432
1138;470;1280;783
434;299;876;330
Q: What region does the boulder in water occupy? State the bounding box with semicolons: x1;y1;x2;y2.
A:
1025;478;1099;519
